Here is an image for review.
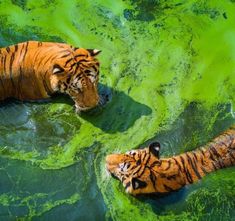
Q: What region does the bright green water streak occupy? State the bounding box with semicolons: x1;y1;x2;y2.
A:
0;0;235;220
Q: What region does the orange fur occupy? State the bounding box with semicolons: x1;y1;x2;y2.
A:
0;41;101;112
106;126;235;195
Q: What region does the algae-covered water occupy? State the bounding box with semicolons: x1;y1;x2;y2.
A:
0;0;235;220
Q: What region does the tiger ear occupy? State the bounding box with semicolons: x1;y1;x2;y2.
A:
149;142;161;158
87;49;101;56
53;64;65;74
131;178;147;190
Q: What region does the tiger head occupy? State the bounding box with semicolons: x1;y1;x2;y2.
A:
50;48;101;112
106;142;185;195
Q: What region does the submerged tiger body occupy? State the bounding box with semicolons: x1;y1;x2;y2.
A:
0;41;101;112
106;126;235;195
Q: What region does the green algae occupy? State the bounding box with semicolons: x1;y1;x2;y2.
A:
0;0;235;220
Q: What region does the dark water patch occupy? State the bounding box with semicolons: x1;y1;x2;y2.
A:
136;188;188;215
191;2;221;20
11;0;57;11
123;0;161;22
140;102;235;156
0;17;64;47
123;0;184;22
11;0;27;9
0;98;80;153
0;143;106;220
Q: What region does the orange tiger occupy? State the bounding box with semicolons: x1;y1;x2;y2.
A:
106;126;235;195
0;41;101;112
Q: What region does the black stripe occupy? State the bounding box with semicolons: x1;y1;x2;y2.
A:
121;176;126;183
19;43;25;62
9;52;15;87
132;164;143;176
210;146;221;159
6;47;10;53
200;166;208;175
199;152;205;166
74;62;81;73
64;58;73;66
143;153;151;167
74;54;85;58
66;75;71;84
228;151;235;161
210;146;225;168
3;55;7;78
180;156;193;183
220;141;228;148
199;148;205;157
150;160;162;168
134;162;148;178
208;149;216;162
149;170;157;190
164;160;171;170
68;62;77;71
77;59;87;63
211;162;218;170
60;52;71;58
142;150;148;162
163;184;174;192
93;65;98;73
125;181;131;189
192;152;198;161
186;153;202;180
172;157;182;172
22;41;29;63
14;44;18;52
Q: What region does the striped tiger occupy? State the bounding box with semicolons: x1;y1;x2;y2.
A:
0;41;101;112
106;126;235;195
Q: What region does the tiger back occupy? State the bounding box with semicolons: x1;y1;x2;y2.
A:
0;41;101;112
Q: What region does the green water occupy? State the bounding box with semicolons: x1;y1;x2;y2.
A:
0;0;235;220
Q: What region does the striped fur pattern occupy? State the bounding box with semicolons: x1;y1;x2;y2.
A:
106;126;235;195
0;41;101;112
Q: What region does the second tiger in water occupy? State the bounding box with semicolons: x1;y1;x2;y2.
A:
0;41;102;112
106;126;235;195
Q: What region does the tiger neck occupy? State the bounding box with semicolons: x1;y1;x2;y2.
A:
172;127;235;185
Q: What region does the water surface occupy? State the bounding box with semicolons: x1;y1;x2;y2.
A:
0;0;235;220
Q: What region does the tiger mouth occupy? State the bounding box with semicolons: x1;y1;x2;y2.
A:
105;164;121;181
105;155;122;180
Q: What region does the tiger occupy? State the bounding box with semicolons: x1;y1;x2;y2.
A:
106;126;235;195
0;41;101;112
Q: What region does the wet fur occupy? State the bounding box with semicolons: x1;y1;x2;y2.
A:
0;41;101;111
106;126;235;195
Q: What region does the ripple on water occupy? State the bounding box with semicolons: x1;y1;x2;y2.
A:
0;101;81;153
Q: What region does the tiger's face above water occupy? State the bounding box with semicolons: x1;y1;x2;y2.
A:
105;142;184;195
0;41;102;113
50;47;101;113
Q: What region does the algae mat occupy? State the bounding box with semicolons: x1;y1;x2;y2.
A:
0;0;235;220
